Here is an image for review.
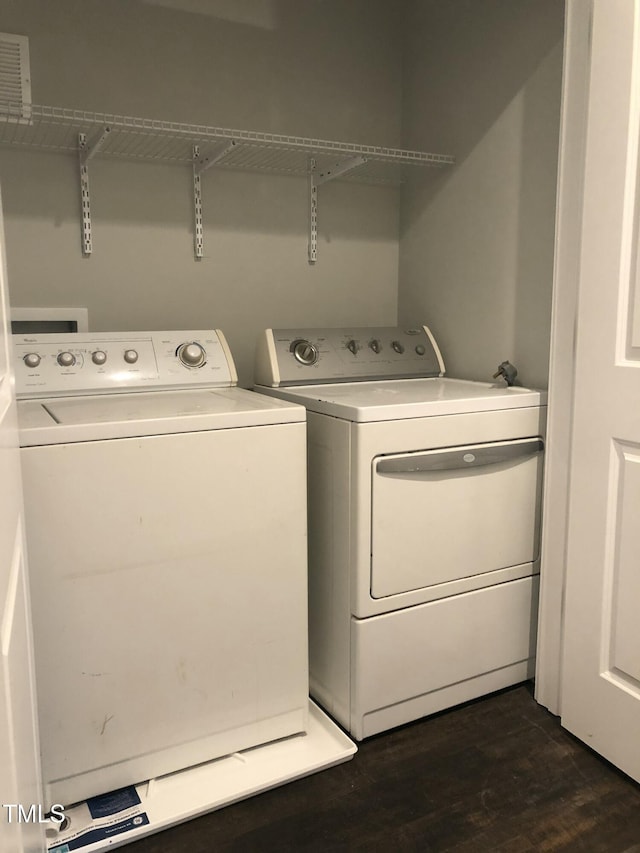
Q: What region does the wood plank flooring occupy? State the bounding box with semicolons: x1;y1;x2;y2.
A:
128;684;640;852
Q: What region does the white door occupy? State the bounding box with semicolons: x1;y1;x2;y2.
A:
561;0;640;782
0;187;44;851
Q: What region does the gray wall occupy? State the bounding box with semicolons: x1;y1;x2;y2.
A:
0;0;565;388
399;0;564;389
0;0;403;385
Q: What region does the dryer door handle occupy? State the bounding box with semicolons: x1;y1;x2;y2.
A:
375;438;544;475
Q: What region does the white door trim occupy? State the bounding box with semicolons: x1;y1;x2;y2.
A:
535;0;592;715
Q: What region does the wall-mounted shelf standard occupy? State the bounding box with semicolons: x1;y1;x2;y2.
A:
0;102;455;261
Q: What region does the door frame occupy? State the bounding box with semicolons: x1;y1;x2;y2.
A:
534;0;592;714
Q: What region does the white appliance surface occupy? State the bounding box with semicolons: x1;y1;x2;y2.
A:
16;330;355;824
258;376;546;422
254;325;547;741
18;387;303;445
371;436;544;598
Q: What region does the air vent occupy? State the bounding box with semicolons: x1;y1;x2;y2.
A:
0;33;31;120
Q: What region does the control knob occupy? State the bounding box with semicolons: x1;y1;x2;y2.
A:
346;339;358;355
178;342;206;368
369;339;381;354
124;349;139;364
23;352;41;369
291;339;319;366
57;351;75;367
391;340;405;354
92;350;107;365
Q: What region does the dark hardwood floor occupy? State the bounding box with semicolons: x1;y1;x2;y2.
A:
128;684;640;852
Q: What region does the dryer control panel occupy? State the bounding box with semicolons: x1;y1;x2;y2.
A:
14;330;238;398
255;325;445;387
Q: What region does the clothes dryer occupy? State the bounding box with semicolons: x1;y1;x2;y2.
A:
255;325;547;739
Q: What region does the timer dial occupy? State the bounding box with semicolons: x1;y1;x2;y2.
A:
24;352;41;369
291;339;319;366
124;349;139;364
178;342;206;368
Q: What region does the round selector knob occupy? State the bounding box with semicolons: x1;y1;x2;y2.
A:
291;339;319;366
391;340;405;354
178;342;206;368
124;349;139;364
346;339;358;355
369;339;381;354
415;344;426;356
57;351;75;367
92;350;107;366
23;352;41;369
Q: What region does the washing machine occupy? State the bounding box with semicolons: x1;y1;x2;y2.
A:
255;325;547;740
14;329;312;810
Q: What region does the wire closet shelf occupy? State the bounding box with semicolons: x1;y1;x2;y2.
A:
0;102;455;185
0;102;456;260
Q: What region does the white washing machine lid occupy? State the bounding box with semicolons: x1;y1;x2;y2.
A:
256;377;547;423
18;387;305;446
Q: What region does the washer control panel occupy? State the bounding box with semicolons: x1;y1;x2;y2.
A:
255;325;446;387
14;330;237;398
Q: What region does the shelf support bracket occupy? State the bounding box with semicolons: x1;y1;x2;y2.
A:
192;141;237;259
192;145;204;259
308;155;366;264
308;158;318;265
194;140;236;177
78;127;110;256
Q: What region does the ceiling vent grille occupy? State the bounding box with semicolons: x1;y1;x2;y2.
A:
0;33;31;120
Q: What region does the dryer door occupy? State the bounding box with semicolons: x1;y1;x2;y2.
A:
370;438;544;598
